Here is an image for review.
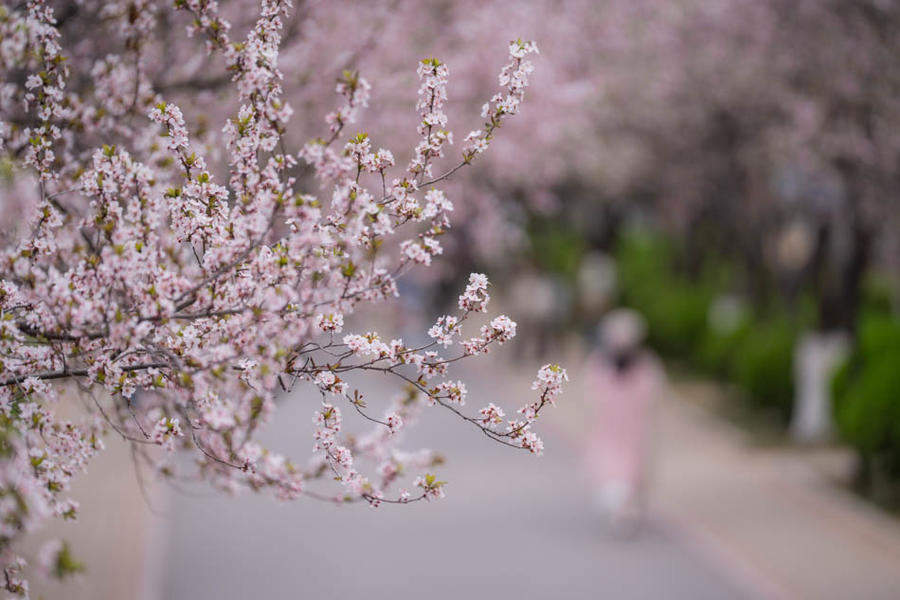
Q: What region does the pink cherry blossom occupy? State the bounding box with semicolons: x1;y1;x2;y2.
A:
0;1;563;592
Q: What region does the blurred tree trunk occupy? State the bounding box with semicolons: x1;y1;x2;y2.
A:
814;160;872;336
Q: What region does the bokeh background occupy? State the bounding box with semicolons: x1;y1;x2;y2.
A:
17;0;900;597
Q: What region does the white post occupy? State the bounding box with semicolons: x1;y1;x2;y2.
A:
791;330;850;443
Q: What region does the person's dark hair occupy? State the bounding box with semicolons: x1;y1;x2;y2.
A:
608;348;637;373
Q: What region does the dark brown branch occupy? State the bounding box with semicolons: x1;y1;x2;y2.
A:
1;362;170;387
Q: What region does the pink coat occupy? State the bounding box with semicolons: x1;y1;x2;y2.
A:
586;351;664;494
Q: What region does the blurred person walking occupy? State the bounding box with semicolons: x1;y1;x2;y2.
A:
576;251;617;327
510;266;569;359
586;309;666;535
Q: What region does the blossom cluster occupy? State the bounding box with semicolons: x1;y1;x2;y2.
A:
462;39;539;162
0;0;557;594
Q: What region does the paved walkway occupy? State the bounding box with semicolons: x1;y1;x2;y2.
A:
547;344;900;600
158;361;754;599
649;380;900;600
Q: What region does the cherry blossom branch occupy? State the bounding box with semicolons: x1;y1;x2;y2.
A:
0;0;551;590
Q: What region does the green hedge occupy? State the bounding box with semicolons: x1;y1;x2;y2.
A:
528;221;586;280
695;321;750;376
833;314;900;487
729;320;796;416
617;232;713;357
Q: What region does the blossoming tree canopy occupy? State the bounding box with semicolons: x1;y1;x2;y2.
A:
0;0;565;594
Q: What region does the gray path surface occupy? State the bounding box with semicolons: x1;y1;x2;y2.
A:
158;368;754;600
